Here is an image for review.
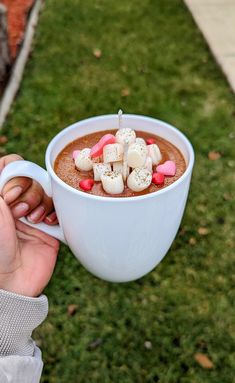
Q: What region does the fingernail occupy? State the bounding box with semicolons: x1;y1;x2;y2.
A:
27;205;46;223
12;202;29;217
45;211;57;223
4;186;23;204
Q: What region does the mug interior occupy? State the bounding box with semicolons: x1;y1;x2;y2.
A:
46;114;194;198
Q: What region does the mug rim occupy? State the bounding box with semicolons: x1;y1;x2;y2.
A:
46;114;195;202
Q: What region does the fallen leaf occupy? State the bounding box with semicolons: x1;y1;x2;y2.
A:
179;227;186;236
189;237;197;245
208;151;221;160
87;338;103;350
121;88;130;97
0;136;8;145
93;49;102;58
198;227;210;236
67;304;78;316
194;353;214;369
144;341;152;350
223;193;232;201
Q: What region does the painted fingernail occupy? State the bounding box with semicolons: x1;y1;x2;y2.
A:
4;186;23;204
12;202;29;217
27;205;46;223
45;211;57;223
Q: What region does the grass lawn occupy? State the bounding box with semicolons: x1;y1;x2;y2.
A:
2;0;235;382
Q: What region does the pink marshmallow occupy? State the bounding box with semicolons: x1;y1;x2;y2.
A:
90;134;116;158
156;160;176;176
90;142;103;158
99;134;116;147
72;150;80;161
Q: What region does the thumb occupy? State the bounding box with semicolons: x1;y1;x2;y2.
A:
0;196;15;230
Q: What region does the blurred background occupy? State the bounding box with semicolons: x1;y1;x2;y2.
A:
0;1;235;382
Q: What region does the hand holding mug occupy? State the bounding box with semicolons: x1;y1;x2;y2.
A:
0;155;60;297
0;196;59;297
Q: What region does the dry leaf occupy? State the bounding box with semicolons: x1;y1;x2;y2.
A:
93;49;102;58
198;227;210;236
223;193;232;201
194;353;214;369
179;227;186;236
87;338;103;350
208;151;221;160
67;304;78;316
0;136;8;145
189;237;197;245
121;88;130;97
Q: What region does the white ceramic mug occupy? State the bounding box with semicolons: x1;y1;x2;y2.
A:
0;114;194;282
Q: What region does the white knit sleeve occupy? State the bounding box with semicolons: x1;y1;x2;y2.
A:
0;289;48;356
0;289;48;383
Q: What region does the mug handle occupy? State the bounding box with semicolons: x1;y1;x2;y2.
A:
0;160;67;244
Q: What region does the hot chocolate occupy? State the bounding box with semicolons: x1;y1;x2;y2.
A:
54;129;186;197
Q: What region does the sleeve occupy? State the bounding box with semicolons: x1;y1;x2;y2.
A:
0;289;48;383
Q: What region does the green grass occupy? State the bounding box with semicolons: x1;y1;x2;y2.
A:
2;0;235;382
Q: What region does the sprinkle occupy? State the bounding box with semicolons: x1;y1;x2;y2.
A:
146;138;155;145
79;179;94;191
152;172;165;185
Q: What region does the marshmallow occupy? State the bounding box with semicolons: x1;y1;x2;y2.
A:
136;137;146;146
144;156;153;173
116;128;136;146
148;144;162;165
101;170;124;194
127;167;152;192
127;142;148;168
75;148;93;171
93;163;111;181
113;160;130;181
103;143;124;163
90;134;116;158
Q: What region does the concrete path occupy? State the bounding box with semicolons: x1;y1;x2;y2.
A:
184;0;235;93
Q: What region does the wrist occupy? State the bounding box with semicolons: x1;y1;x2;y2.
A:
0;273;39;298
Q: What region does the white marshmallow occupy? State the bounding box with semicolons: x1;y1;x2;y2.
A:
127;142;148;168
127;167;152;192
112;161;122;173
144;156;153;173
93;163;111;181
113;160;130;181
103;143;124;163
115;128;136;146
75;148;93;171
101;171;124;195
148;144;162;165
136;137;146;146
